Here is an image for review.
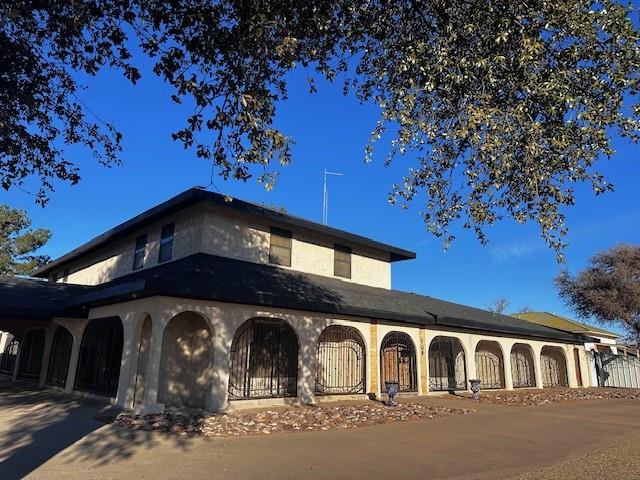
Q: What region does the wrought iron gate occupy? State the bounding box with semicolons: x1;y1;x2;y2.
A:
46;327;73;387
428;336;467;391
475;342;505;389
541;347;568;387
229;319;298;399
18;330;45;381
315;326;366;395
380;332;417;392
511;344;536;388
0;338;19;375
594;352;640;388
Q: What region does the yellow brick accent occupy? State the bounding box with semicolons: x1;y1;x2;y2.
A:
419;325;428;394
369;320;378;394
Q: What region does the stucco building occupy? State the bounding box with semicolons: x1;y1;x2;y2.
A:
0;188;595;412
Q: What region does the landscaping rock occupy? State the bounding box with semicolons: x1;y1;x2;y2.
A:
458;387;640;406
114;402;474;438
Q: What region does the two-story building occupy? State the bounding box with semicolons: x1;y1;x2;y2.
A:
0;188;595;412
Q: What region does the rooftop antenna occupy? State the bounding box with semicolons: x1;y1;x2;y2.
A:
322;169;343;225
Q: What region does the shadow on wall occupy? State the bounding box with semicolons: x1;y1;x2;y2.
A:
0;379;198;480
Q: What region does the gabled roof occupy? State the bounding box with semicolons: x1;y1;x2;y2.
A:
66;253;589;344
34;188;416;278
512;311;619;338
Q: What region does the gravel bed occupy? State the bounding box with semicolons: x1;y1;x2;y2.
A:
114;402;474;437
459;387;640;406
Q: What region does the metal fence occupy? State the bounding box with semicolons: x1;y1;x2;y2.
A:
594;352;640;388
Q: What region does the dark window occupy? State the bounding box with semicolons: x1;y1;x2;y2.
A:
334;244;352;278
0;338;19;375
269;227;292;267
158;223;174;263
132;234;148;270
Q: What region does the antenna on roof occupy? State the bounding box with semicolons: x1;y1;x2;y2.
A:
322;169;343;225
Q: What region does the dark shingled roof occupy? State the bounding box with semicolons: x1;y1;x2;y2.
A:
66;253;588;344
0;276;91;321
34;188;416;278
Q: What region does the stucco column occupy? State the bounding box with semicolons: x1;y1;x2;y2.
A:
566;346;578;388
64;332;82;393
115;314;139;407
533;346;544;389
11;332;24;381
465;339;476;388
295;321;318;406
140;314;166;413
501;342;514;390
38;325;56;387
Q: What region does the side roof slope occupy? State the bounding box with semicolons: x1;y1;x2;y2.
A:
512;311;618;338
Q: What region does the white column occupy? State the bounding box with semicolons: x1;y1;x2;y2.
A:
502;344;514;390
533;346;544;389
64;332;82;393
115;314;139;407
208;336;231;412
138;314;165;414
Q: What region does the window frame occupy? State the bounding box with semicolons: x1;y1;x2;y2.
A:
269;227;292;267
132;233;148;271
334;244;352;279
158;223;175;264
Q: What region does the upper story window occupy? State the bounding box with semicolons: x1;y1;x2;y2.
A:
269;227;292;267
158;223;175;263
334;244;352;278
132;234;148;271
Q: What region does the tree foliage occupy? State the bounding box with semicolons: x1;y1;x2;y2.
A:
556;244;640;339
2;1;640;257
0;205;51;276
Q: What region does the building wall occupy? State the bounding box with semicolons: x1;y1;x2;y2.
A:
67;296;590;411
52;203;392;289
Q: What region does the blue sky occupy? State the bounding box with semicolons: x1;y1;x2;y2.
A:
4;55;639;334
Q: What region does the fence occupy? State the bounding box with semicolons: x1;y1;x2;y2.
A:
592;351;640;388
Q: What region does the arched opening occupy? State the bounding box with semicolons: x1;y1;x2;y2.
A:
18;330;45;381
133;315;152;406
475;340;505;389
541;346;569;388
158;312;212;409
510;343;536;388
46;327;73;387
75;317;124;397
0;337;19;375
380;332;418;392
315;325;366;395
428;336;467;391
229;318;298;400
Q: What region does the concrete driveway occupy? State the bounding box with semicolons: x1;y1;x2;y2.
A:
2;381;639;480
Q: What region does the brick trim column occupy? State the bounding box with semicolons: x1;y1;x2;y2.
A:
419;325;428;394
369;320;379;396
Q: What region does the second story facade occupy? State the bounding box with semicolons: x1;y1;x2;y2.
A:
35;189;415;289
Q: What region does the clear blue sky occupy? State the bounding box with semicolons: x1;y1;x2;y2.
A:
4;55;639;334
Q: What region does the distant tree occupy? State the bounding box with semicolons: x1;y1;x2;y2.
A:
555;244;640;340
2;2;640;257
487;297;509;314
0;205;51;276
517;306;533;314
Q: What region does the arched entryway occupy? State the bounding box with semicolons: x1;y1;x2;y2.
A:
18;330;45;381
315;325;366;395
380;332;418;392
158;312;213;409
428;336;467;391
229;318;298;400
46;327;73;387
541;346;569;388
475;340;505;389
0;337;19;375
133;315;152;406
75;317;124;397
510;343;536;388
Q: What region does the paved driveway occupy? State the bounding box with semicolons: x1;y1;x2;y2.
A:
2;381;639;480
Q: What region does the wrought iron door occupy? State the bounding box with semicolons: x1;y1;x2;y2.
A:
315;326;366;394
18;330;45;381
511;344;535;388
541;347;568;387
380;332;417;392
428;336;467;391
